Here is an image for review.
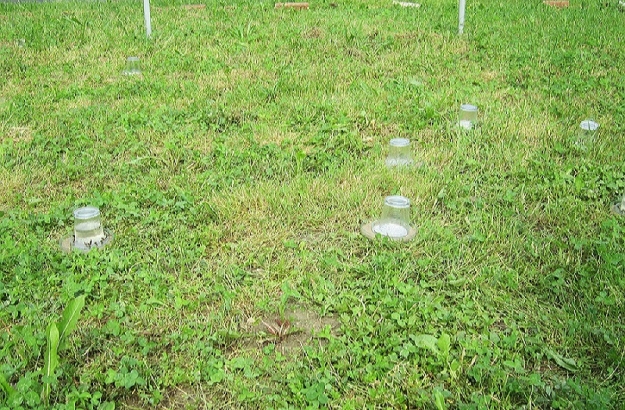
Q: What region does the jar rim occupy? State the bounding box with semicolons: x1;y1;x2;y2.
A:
389;138;410;147
460;104;478;112
384;195;410;208
73;206;100;219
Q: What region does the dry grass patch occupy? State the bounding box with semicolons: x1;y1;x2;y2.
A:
3;125;34;143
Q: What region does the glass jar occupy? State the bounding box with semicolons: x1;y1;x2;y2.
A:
577;119;599;149
372;196;411;239
385;138;414;167
123;56;141;75
73;206;105;250
458;104;478;130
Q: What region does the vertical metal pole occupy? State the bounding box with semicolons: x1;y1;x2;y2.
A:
459;0;466;35
143;0;152;37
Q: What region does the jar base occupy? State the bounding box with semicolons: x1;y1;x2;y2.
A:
361;222;416;242
60;231;114;253
611;203;625;216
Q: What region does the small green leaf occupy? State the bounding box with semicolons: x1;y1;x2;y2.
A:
42;322;60;402
100;402;116;410
437;333;451;356
58;295;86;349
410;334;439;354
209;369;225;384
449;359;461;373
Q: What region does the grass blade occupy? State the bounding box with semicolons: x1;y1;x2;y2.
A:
0;372;16;399
433;388;447;410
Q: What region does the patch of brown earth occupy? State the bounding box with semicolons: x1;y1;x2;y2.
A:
243;307;341;354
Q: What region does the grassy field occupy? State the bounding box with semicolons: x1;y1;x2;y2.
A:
1;0;624;408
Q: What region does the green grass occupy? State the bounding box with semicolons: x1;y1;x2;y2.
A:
1;0;624;408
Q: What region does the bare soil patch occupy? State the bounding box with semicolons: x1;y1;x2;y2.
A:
243;307;341;354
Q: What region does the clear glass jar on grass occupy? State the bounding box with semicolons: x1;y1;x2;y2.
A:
385;138;414;168
576;119;599;150
361;195;417;241
60;206;112;252
458;104;478;130
611;194;625;216
73;206;106;250
122;57;141;76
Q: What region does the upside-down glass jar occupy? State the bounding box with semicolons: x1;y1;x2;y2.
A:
122;56;141;76
576;119;599;149
458;104;478;130
611;194;625;216
385;138;414;167
371;196;412;239
73;206;106;250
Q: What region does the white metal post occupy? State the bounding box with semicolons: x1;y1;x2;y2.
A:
143;0;152;37
459;0;466;35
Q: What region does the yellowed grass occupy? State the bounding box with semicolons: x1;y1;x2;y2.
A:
2;126;34;143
